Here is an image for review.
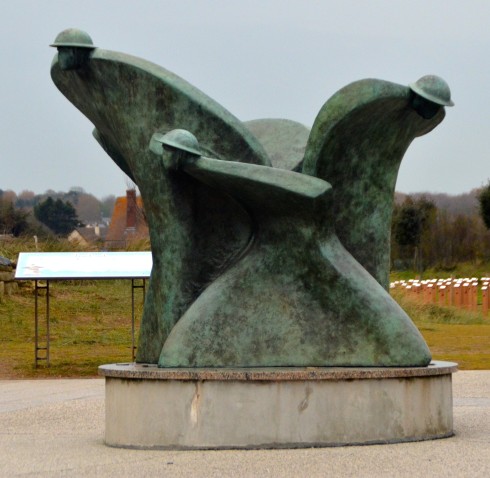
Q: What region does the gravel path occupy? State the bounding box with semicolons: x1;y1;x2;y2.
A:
0;372;489;477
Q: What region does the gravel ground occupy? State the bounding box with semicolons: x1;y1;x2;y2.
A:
0;371;489;477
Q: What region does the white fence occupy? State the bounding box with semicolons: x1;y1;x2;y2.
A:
390;277;490;316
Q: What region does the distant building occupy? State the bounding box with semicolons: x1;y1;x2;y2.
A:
68;224;107;247
104;190;149;249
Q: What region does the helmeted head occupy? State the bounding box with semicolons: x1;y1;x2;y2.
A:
150;129;201;170
50;28;96;49
155;129;202;156
409;75;454;107
50;28;96;71
409;75;454;119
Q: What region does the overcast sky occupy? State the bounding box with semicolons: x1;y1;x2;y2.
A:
1;0;489;199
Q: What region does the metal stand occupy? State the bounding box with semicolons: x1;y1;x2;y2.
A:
131;279;146;361
33;278;146;367
34;280;50;367
16;252;152;368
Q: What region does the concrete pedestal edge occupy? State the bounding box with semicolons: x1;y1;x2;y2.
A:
99;361;457;450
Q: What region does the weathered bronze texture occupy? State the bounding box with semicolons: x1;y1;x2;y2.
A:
50;30;453;367
302;79;449;289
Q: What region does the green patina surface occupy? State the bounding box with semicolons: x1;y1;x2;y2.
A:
51;45;268;363
50;29;450;367
160;156;430;366
302;80;445;290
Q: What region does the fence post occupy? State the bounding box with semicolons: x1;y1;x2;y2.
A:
462;282;470;309
426;284;434;304
439;285;447;307
453;284;461;308
470;282;478;311
482;286;489;317
448;281;455;306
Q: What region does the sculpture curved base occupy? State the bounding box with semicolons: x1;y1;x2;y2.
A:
99;361;457;450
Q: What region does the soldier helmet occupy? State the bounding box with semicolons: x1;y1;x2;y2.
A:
154;129;202;156
50;28;96;49
409;75;454;107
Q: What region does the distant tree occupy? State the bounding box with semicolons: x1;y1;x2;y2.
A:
478;181;490;229
451;214;480;262
100;195;116;219
0;197;29;236
15;190;36;209
34;197;82;235
0;189;17;204
392;196;436;271
392;189;490;271
75;193;102;224
393;197;434;246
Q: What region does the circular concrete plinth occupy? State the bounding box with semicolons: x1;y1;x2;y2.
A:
99;361;457;450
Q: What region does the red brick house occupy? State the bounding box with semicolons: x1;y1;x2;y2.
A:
105;190;149;249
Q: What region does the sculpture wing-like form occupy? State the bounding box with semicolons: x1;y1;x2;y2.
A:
51;47;270;363
51;49;270;170
302;79;446;289
158;156;431;367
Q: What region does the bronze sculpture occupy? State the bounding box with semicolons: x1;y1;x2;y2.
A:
50;28;453;367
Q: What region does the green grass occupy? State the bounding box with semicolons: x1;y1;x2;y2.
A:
0;280;143;378
2;281;488;377
1;237;146;378
0;236;88;257
391;263;490;370
392;289;490;369
390;261;490;282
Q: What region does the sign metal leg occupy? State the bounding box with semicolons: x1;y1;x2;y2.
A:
34;280;50;367
131;278;146;362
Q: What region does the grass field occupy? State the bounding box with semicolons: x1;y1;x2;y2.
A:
0;280;488;378
392;291;490;370
0;280;143;378
1;239;489;377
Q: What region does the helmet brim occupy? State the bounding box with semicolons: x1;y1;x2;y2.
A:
50;42;97;49
152;132;201;156
409;83;454;107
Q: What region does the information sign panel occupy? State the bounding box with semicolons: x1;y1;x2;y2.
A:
15;252;152;280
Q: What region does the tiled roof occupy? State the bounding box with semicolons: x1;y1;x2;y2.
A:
74;228;99;243
68;226;107;245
